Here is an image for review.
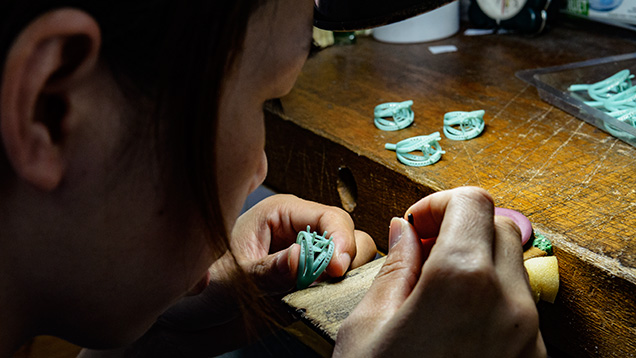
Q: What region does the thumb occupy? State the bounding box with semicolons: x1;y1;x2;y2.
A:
351;218;424;325
246;243;301;295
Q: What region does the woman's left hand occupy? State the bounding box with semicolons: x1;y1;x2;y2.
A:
229;194;377;294
129;194;377;355
79;195;376;358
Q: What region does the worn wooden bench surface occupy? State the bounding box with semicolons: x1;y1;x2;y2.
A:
264;21;636;358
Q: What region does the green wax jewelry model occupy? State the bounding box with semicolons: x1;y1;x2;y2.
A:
568;69;636;139
296;226;335;289
443;110;486;141
374;100;414;131
385;132;445;167
532;231;553;255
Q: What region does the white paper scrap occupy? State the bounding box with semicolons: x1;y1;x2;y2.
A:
464;28;496;36
428;45;458;55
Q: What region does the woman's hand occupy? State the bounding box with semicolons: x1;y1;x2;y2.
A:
151;194;376;350
78;195;377;357
229;194;377;294
334;187;546;358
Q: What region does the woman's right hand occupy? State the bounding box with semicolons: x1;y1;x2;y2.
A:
333;187;546;358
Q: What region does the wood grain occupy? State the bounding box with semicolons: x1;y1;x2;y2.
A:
283;256;384;342
265;22;636;357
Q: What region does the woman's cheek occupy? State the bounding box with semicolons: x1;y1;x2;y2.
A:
248;150;268;195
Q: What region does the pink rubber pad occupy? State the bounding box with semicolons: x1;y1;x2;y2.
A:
494;207;532;245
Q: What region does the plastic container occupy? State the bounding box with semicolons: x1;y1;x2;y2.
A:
516;52;636;148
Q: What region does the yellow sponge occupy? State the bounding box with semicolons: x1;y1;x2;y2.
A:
524;256;559;303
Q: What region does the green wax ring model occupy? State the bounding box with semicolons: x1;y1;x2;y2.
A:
443;110;486;141
296;226;335;289
374;100;415;131
384;132;445;167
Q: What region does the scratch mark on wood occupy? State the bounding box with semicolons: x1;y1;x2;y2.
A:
462;142;482;187
511;106;552;139
488;84;530;125
508;120;584;201
550;137;619;208
488;107;556;191
581;138;618;186
530;120;584;177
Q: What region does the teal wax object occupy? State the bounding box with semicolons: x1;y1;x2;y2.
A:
385;132;445;167
443;110;486;141
296;226;335;289
374;100;415;131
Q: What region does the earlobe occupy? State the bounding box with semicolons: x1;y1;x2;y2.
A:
0;9;101;191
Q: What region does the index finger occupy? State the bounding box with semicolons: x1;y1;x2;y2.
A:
404;187;496;268
405;187;495;240
261;195;359;277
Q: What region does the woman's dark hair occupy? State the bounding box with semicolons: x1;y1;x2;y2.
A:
1;1;265;262
3;0;264;252
1;0;271;347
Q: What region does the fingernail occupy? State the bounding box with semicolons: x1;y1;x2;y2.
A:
276;246;291;275
339;252;351;271
389;217;408;250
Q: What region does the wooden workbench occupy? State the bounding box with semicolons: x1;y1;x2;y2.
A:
264;20;636;357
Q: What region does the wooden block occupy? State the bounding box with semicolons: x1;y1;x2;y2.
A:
283;257;384;342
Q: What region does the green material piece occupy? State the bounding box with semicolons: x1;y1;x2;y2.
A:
384;132;445;167
296;226;335;290
333;32;356;45
443;110;486;141
532;231;553;255
566;0;589;16
374;100;414;131
568;69;634;104
569;70;636;140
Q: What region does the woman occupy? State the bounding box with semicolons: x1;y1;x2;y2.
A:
0;0;546;356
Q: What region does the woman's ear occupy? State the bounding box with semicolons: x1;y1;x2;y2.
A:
0;8;101;191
